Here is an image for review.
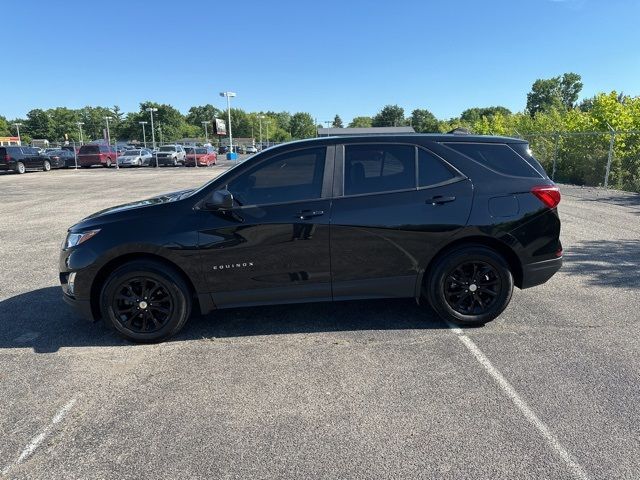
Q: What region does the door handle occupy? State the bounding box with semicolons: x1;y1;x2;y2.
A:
296;210;324;220
426;195;456;205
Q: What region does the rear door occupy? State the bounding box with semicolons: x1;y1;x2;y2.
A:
22;147;40;168
198;146;334;307
330;143;473;300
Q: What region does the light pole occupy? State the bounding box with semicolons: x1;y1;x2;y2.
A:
76;122;84;145
258;115;265;150
104;116;117;169
202;120;211;144
12;123;23;145
139;121;148;148
146;107;158;167
219;91;236;157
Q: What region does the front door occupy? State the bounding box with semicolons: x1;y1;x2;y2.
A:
198;146;333;307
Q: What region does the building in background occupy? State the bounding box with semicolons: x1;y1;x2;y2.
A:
0;136;21;146
317;126;415;137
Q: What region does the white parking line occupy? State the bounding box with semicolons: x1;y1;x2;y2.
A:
2;398;76;476
448;325;590;480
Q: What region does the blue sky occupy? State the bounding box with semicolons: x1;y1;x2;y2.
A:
3;0;639;122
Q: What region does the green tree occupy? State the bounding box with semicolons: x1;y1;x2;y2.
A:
186;104;223;129
460;106;512;124
372;105;405;127
410;108;438;132
526;72;583;116
0;115;10;136
332;114;344;128
24;109;54;139
348;116;373;128
290;112;316;139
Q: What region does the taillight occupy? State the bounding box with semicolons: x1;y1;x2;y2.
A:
3;154;9;162
531;185;561;209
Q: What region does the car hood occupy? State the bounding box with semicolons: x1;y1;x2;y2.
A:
76;189;194;226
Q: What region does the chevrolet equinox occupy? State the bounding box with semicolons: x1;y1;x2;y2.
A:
60;134;562;342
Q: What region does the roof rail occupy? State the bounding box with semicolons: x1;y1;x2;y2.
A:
447;127;471;135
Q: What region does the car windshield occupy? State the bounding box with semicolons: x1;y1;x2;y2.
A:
124;150;140;156
159;146;175;152
195;148;207;154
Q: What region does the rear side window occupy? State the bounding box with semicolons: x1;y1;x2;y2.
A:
510;143;549;178
418;149;456;187
344;144;415;195
443;142;542;178
79;145;99;154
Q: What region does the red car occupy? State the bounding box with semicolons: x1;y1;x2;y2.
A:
185;146;217;167
77;144;118;168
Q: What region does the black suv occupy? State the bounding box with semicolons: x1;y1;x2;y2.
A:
60;134;562;342
0;146;53;173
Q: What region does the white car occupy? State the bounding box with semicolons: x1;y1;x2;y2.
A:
118;149;153;167
245;145;258;154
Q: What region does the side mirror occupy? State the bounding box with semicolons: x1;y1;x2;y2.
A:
206;189;234;210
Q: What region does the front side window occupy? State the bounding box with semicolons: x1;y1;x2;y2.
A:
344;144;415;196
227;147;326;206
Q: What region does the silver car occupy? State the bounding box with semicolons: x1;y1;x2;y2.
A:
155;145;187;166
117;149;153;167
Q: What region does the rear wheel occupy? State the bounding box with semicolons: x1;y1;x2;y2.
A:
43;160;51;171
99;260;192;342
15;161;26;174
426;246;513;326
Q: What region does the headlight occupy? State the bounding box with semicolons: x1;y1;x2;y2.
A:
65;229;101;249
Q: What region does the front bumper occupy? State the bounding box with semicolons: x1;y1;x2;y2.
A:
62;293;95;321
521;256;563;289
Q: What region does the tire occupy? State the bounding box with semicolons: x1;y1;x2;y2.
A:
173;158;178;167
15;161;26;174
105;158;112;168
43;160;51;171
426;246;513;327
99;260;192;343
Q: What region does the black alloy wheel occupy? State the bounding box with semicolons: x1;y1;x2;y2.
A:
110;277;174;334
427;245;513;326
444;261;500;315
100;260;192;342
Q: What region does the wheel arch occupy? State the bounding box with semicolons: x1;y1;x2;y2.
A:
89;252;201;320
415;235;523;300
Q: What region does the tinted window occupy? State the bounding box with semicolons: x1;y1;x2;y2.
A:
228;147;326;206
79;145;99;154
159;146;175;152
510;143;549;178
444;142;542;178
344;144;415;196
418;149;456;187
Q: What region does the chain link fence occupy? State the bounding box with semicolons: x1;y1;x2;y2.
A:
518;131;640;193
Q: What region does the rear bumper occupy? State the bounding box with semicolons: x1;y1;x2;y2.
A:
521;256;563;289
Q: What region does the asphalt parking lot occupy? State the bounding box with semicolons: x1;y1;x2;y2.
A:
0;166;638;479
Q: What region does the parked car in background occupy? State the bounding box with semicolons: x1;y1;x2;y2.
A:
0;146;53;173
117;149;153;167
185;146;217;167
77;144;118;168
46;149;77;168
245;145;258;154
218;146;228;154
236;145;246;154
155;145;186;166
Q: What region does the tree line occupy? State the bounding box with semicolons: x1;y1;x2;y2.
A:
1;72;639;191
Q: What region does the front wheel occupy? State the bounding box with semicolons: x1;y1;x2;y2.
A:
426;246;513;326
43;160;51;171
16;161;26;174
99;260;192;343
